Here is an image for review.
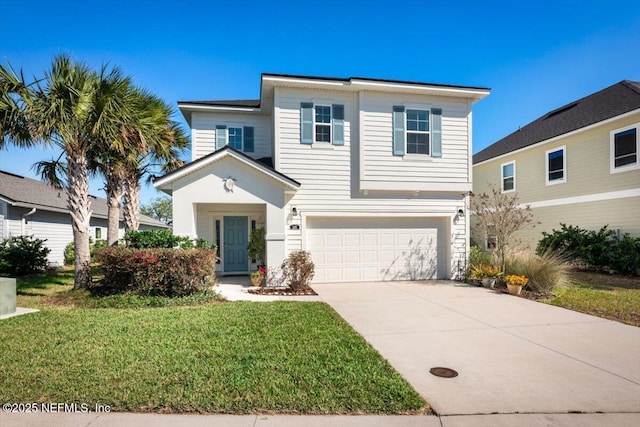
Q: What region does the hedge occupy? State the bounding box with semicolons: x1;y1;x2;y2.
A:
94;247;217;296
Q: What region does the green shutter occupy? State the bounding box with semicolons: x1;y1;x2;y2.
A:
431;108;442;158
392;106;405;156
332;104;344;146
300;102;313;144
244;126;254;152
215;125;227;150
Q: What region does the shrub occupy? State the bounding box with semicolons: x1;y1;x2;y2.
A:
64;241;75;265
470;263;501;279
94;247;217;297
505;250;569;293
537;224;640;274
469;245;492;268
281;250;315;291
64;238;110;265
0;236;51;276
124;229;189;249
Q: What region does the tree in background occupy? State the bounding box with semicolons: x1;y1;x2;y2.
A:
140;196;173;224
471;183;537;273
0;56;133;289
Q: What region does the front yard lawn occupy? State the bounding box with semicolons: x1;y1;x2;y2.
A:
0;302;426;414
541;271;640;327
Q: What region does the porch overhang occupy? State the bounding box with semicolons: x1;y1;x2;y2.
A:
153;146;301;194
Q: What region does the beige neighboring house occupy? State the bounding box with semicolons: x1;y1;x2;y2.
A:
0;170;169;266
473;80;640;249
155;73;490;282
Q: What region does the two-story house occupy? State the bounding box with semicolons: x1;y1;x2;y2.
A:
154;74;490;282
473;80;640;248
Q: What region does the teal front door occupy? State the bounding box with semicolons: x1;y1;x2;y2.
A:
223;216;249;272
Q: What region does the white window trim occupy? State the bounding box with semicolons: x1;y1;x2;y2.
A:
545;145;567;186
405;108;431;155
501;160;516;193
227;127;244;151
314;104;332;143
610;123;640;174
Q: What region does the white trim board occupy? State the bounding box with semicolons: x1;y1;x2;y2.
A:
521;188;640;209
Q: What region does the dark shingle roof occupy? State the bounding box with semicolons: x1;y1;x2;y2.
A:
178;99;261;108
0;170;167;227
473;80;640;164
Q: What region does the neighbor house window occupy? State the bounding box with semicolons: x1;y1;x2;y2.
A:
95;228;102;239
611;124;639;172
501;161;515;192
406;109;430;154
546;146;566;184
315;105;331;142
486;236;497;251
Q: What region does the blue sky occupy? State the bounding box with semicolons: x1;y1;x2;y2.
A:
1;0;639;205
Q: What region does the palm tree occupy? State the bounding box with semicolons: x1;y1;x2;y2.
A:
120;91;187;232
0;55;133;289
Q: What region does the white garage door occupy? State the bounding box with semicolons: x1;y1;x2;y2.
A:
307;217;445;283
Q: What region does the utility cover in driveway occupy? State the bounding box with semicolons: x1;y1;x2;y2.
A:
307;217;443;282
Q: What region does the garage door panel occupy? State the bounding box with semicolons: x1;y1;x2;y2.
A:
307;217;444;283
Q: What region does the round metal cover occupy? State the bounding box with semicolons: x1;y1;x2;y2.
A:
429;367;458;378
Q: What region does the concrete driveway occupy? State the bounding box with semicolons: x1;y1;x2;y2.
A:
314;281;640;417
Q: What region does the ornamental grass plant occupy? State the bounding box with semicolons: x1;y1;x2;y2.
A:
505;250;569;293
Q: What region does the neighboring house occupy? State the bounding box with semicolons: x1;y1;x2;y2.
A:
0;170;169;266
155;73;489;282
473;80;640;248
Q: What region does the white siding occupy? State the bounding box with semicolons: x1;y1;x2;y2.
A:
275;86;469;278
191;112;272;161
30;211;75;266
360;91;471;188
0;201;5;239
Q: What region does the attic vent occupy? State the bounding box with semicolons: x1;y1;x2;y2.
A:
545;101;579;119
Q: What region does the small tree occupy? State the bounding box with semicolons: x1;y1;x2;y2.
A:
471;184;537;273
140;196;173;224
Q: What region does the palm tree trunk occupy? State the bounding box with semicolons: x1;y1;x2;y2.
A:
123;174;140;232
67;150;92;290
106;168;124;246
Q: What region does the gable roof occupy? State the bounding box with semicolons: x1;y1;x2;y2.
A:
473;80;640;164
153;146;301;190
0;170;168;227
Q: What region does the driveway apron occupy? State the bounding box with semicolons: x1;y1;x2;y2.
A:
314;281;640;416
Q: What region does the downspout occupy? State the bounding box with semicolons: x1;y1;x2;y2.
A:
21;208;37;235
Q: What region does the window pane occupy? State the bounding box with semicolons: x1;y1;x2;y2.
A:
407;133;429;154
228;127;242;149
503;177;514;191
502;163;514;177
549;171;564;181
316;124;331;142
315;106;331;123
614;128;637;168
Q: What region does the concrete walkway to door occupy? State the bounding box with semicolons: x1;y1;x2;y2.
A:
313;281;640;419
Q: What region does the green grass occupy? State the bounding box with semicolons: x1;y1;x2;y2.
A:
15;266;223;309
0;303;426;414
542;280;640;327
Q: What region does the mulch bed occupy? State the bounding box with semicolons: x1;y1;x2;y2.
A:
568;270;640;289
248;285;318;296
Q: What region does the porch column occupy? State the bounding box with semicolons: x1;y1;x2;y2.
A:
265;203;286;269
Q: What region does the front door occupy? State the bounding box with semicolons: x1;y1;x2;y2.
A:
223;216;249;272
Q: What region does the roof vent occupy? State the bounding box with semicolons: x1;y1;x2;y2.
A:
545;101;579;119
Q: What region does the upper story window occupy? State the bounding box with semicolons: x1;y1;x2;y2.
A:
501;161;515;192
300;102;344;146
392;106;442;157
406;109;430;154
315;105;332;142
611;124;639;173
546;146;566;185
215;125;254;152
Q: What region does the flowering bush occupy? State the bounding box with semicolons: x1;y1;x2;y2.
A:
505;274;528;287
250;266;266;285
94;247;217;296
470;264;501;279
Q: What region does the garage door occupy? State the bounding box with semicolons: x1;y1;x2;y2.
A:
307;217;444;283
